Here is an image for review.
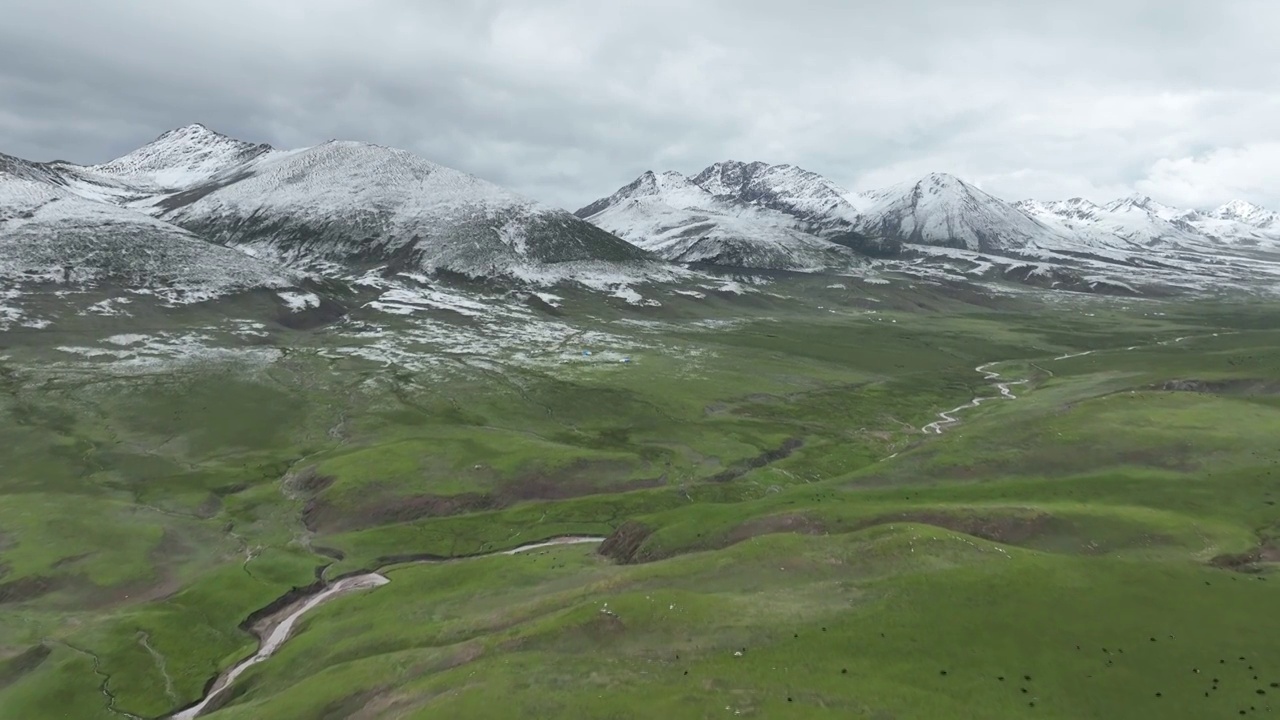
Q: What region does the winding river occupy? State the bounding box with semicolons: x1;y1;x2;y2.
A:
920;331;1217;435
921;362;1028;435
170;536;605;719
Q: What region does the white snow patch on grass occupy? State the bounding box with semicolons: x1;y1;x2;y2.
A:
368;288;492;318
609;286;661;306
278;291;321;311
1;291;29;330
532;292;563;307
707;281;748;295
84;297;134;316
56;346;134;359
104;334;150;346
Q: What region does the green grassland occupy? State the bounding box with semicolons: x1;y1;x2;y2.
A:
0;279;1277;719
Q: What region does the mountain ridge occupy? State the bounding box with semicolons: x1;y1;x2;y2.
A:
575;160;897;271
582;160;1280;263
3;126;657;287
6;127;1280;301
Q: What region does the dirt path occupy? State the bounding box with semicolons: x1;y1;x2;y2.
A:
168;536;603;719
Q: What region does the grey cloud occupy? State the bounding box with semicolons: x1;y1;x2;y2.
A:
2;0;1277;211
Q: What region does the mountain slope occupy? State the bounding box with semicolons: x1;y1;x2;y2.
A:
66;123;274;199
1209;199;1280;230
576;161;894;271
0;171;289;295
1018;194;1280;252
137;140;649;277
690;160;870;226
4;126;654;285
1014;198;1150;253
576;169;866;270
1179;200;1280;247
856;173;1061;252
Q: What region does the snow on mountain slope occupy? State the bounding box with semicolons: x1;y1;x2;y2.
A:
691;160;872;224
1093;196;1213;247
16;124;276;207
576;161;896;270
5;126;655;285
578;161;1280;296
856;173;1061;252
1105;194;1188;222
83;124;273;191
9;122;1280;300
1015;197;1106;224
1187;200;1280;247
144;140;650;277
576;168;867;270
1209;199;1280;230
0;152;68;186
1014;198;1151;256
0;173;289;296
1019;193;1280;252
1182;212;1280;248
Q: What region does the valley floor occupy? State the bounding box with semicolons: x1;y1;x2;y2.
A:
1;277;1278;719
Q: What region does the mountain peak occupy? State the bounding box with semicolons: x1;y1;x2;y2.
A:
858;172;1054;252
691;160;773;196
573;168;701;218
866;172;987;205
1103;194;1190;221
1217;198;1262;213
156;122;218;139
1210;198;1279;228
920;171;964;185
144;123;266;154
1104;194;1155;212
885;172;986;199
87;124;273;190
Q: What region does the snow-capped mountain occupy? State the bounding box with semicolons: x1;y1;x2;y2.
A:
1016;197;1158;250
576;161;893;271
1019;194;1280;252
1209;199;1280;230
855;173;1063;253
2;125;653;284
0;171;288;295
145;138;649;276
579;159;1280;295
82;123;273;191
690;160;870;226
7;124;1280;303
579;164;1124;269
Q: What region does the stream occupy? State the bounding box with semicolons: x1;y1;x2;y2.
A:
921;362;1027;435
920;332;1215;435
170;536;604;719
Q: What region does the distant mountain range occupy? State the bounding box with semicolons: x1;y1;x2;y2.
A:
1;124;651;299
578;161;1280;270
3;125;1280;305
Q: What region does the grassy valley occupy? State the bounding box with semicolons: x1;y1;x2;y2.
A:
0;277;1277;719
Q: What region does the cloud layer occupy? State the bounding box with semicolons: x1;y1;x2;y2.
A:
2;0;1277;210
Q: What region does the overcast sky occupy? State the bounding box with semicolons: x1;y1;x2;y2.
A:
2;0;1277;211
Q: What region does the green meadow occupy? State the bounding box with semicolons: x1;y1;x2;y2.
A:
0;281;1277;719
